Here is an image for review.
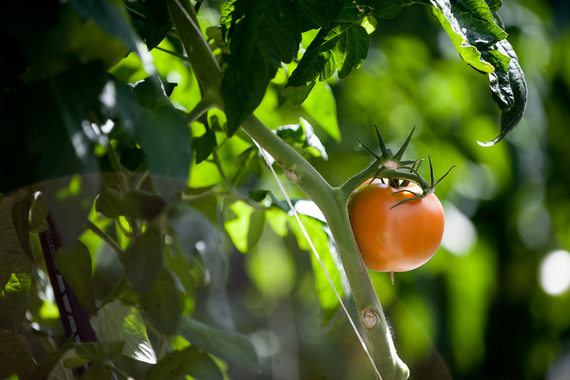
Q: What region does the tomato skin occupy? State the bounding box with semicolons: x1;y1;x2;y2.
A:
348;180;444;272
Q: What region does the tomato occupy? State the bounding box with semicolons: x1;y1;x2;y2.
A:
347;179;444;272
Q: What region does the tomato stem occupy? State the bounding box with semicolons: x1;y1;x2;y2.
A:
169;6;411;379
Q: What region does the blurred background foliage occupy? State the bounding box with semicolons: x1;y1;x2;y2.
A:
1;0;570;379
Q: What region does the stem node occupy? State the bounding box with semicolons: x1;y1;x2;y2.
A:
361;308;380;329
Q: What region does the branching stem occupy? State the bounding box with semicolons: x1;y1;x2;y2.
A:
168;3;410;379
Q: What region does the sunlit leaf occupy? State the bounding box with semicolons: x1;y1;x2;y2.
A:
178;316;259;370
91;300;157;364
428;0;527;143
223;201;266;252
275;118;328;159
301;81;340;141
429;0;506;73
285;14;369;103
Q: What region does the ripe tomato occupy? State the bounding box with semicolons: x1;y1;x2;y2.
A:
347;180;444;272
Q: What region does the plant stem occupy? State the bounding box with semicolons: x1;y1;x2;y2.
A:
86;220;124;256
340;159;382;200
154;45;189;61
242;117;410;379
185;98;214;124
168;4;410;378
167;0;222;102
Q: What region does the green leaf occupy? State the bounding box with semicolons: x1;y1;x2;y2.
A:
110;76;192;191
147;346;223;380
29;193;48;233
248;189;270;202
73;341;124;362
221;0;301;134
288;214;345;323
123;226;163;295
70;0;150;70
178;316;259;370
334;23;369;79
247;209;266;251
96;187;166;221
123;190;167;220
275;118;328;159
220;0;237;39
292;0;345;29
10;192;33;261
223;201;266;252
191;125;217;164
167;203;235;329
55;242;97;315
140;268;181;334
285;20;369;102
42;176;99;249
479;39;528;146
1;62;109;194
363;0;405;20
301;81;340;141
0;192;33;330
0;329;37;380
282;80;316;106
429;0;527;143
429;0;507;73
91;300;157;364
138;0;173;50
131;76;192;181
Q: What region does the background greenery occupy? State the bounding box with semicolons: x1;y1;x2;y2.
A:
0;0;568;379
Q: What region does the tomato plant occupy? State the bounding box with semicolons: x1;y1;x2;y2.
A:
348;180;444;272
0;0;532;379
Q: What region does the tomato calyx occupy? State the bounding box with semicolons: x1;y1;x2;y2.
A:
357;125;455;207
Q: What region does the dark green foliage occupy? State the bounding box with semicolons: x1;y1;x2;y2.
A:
55;242;97;314
221;0;301;134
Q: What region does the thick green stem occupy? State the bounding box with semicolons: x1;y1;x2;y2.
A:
169;3;410;378
340;159;382;200
242;117;409;379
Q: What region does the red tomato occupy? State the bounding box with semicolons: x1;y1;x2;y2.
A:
348;180;444;272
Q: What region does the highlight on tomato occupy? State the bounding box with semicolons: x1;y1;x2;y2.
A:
348;179;445;273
